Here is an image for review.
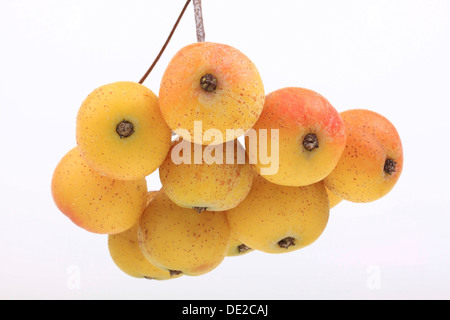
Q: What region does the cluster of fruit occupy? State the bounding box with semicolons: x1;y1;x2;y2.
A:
51;41;403;280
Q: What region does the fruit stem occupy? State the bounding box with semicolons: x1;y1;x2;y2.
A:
138;0;192;84
193;0;206;42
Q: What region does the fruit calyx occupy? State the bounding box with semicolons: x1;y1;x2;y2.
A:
200;74;217;92
116;120;135;139
384;159;397;175
278;237;296;249
169;270;183;277
303;133;319;151
238;244;251;254
193;207;208;213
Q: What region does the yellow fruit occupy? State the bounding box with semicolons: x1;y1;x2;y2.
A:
76;81;172;181
226;174;329;254
138;190;230;276
159;139;253;212
108;224;182;280
51;147;148;235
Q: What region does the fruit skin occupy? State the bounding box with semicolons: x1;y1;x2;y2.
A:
226;174;330;254
159;42;265;145
138;190;230;276
51;147;148;234
76;81;172;181
324;109;403;203
108;224;181;280
246;87;347;187
159;139;253;212
145;191;158;206
326;186;343;209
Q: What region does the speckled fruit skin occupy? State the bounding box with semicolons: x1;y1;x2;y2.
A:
108;224;181;280
324;109;403;203
51;148;148;235
159;139;254;212
76;81;172;181
246;87;347;187
137;190;230;276
326;186;343;209
159;42;265;145
226;174;330;254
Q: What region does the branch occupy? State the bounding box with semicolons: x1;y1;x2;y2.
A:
193;0;205;42
139;0;192;84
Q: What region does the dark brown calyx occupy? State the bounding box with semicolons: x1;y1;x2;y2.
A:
193;207;207;213
116;120;135;139
169;270;183;277
278;237;296;249
200;74;218;92
303;133;319;151
237;244;252;254
384;159;397;175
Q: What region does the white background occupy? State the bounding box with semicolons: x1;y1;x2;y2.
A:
1;0;449;300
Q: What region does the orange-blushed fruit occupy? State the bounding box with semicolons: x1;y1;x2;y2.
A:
76;81;172;181
137;190;230;276
159;42;265;145
108;224;182;280
159;139;253;212
226;174;330;254
324;109;403;203
51;147;148;235
246;87;347;187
